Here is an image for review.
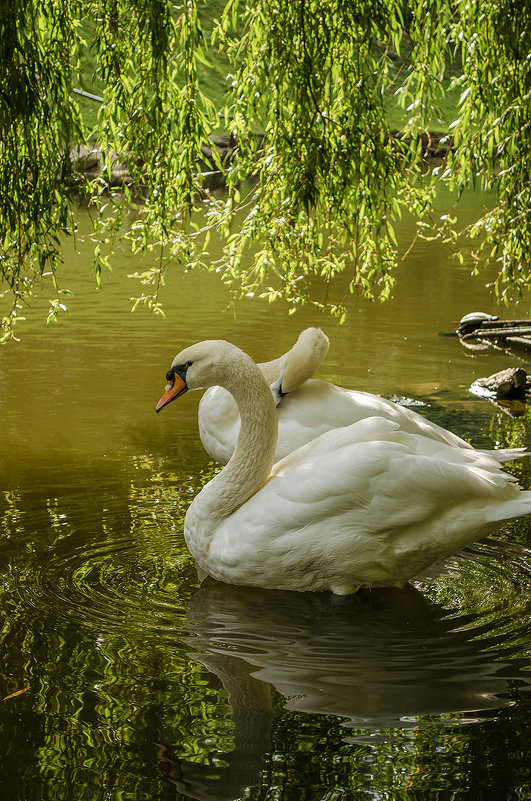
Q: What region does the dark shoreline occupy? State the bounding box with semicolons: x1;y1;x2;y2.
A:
70;130;453;193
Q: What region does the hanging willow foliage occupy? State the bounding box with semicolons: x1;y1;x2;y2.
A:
0;0;530;338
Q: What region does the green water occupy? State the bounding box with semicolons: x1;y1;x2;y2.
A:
1;194;531;799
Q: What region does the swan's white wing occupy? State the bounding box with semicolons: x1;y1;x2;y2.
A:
208;417;524;593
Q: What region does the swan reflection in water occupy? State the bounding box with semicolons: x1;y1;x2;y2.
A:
158;578;531;801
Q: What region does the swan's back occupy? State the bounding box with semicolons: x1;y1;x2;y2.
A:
197;327;473;465
278;380;472;450
198;385;240;464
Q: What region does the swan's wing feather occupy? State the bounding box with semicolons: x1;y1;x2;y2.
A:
200;376;473;465
279;380;472;450
232;417;519;537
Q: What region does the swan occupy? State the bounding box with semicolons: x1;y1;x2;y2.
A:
198;329;524;465
198;327;330;463
155;339;531;595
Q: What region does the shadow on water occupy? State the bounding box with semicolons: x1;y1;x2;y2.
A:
161;575;531;801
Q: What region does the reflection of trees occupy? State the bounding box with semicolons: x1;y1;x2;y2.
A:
1;454;531;798
485;409;531;562
417;537;531;662
488;406;531;452
0;455;221;798
268;705;531;797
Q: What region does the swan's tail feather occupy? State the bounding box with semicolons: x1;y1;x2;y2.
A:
488;491;531;524
484;447;531;464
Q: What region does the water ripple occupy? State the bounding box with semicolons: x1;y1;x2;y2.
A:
15;529;197;640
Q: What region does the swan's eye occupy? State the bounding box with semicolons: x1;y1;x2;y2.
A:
165;361;192;386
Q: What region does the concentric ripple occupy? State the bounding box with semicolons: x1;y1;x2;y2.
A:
12;523;197;642
11;520;531;659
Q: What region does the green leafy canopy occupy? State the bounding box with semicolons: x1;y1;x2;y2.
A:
1;0;530;339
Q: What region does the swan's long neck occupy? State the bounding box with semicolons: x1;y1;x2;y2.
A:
193;352;278;522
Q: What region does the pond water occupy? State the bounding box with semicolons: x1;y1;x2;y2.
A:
1;193;531;799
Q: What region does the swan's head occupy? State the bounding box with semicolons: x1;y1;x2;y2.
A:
155;340;248;413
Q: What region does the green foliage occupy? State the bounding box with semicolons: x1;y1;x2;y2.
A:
1;0;531;339
0;0;84;339
447;0;531;301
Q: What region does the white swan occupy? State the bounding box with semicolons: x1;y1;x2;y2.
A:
198;328;524;465
198;327;330;463
156;340;531;595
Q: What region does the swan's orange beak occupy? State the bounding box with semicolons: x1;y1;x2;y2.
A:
155;374;187;412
